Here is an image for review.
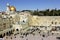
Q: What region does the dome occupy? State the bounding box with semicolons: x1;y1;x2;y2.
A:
9;6;16;11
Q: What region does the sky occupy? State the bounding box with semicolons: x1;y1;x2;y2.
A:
0;0;60;11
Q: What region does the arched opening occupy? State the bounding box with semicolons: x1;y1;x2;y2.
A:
9;31;11;36
9;31;11;34
0;34;3;38
16;29;19;31
42;35;45;37
3;33;5;37
6;32;9;36
23;20;25;23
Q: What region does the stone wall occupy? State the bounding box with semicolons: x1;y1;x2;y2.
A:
29;16;60;26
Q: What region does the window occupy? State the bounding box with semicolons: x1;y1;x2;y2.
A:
3;23;6;25
11;37;12;39
10;25;12;28
9;31;11;36
51;21;53;24
3;33;5;37
42;35;45;37
23;20;25;23
10;16;12;18
55;22;57;24
6;32;8;36
16;29;19;31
